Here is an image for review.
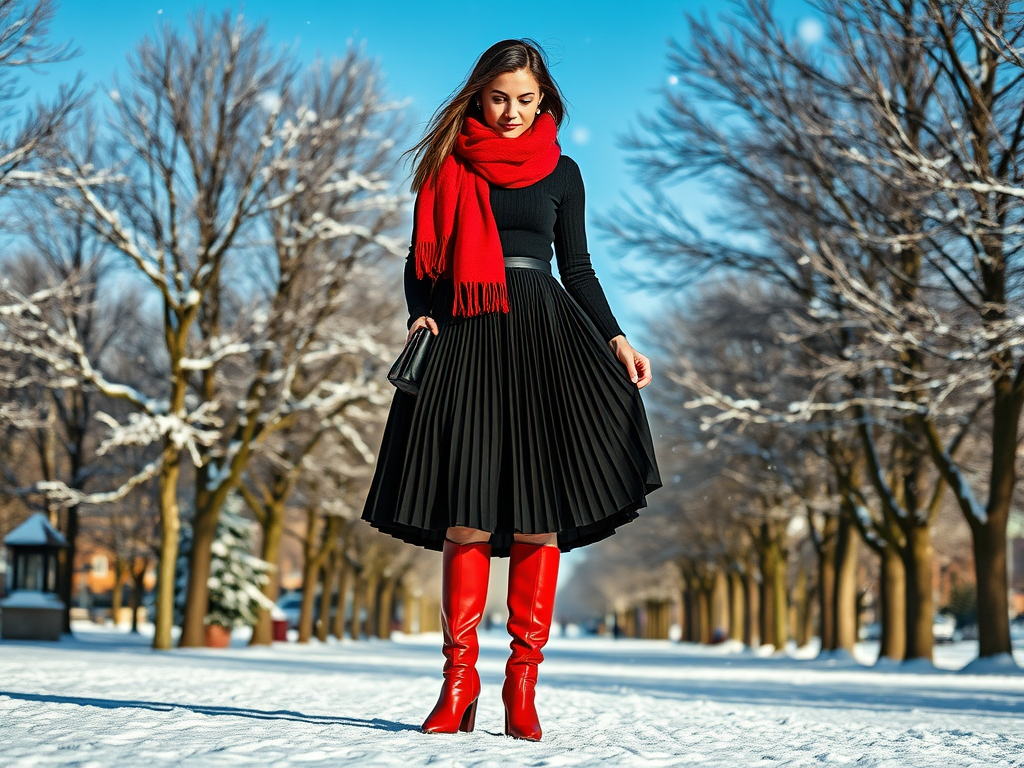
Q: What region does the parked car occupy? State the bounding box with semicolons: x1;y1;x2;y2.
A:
933;612;958;643
274;590;349;630
275;591;304;629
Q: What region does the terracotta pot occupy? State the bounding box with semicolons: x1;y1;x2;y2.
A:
204;623;232;648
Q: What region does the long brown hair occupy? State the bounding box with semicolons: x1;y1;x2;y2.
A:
402;38;568;193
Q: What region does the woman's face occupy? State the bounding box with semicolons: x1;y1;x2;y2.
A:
478;68;544;139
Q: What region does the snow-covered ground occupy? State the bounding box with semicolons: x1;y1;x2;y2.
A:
2;624;1023;767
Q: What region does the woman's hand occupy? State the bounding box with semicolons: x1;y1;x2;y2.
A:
408;315;439;345
608;334;652;389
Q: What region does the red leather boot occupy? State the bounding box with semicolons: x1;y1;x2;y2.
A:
421;538;491;734
502;541;559;741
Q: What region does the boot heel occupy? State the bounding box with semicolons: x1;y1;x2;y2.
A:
459;698;479;732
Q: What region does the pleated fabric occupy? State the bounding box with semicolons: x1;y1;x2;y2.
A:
360;264;662;558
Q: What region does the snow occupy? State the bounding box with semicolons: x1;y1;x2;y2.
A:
961;653;1022;676
3;512;67;547
1;626;1023;767
0;590;64;608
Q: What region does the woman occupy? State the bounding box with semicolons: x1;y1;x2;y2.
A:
360;38;662;741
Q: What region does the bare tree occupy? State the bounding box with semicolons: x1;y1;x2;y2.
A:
0;0;82;196
37;11;299;649
233;49;407;645
164;39;406;650
0;0;89;627
602;0;1023;664
39;11;407;650
1;13;409;654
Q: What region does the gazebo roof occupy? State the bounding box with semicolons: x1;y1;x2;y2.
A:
4;513;67;548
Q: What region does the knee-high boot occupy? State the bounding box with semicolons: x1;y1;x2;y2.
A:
502;541;559;741
421;538;491;733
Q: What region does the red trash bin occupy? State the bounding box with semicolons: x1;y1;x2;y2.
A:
271;618;289;641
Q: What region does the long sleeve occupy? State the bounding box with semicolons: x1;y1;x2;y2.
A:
553;157;625;343
404;242;434;330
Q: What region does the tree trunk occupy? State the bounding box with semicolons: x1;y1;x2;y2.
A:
59;504;79;633
834;515;860;653
110;559;126;620
350;571;364;640
153;439;182;650
728;569;745;643
401;587;416;634
970;380;1015;658
855;588;867;647
710;569;727;636
420;594;439;633
332;556;350;639
296;511;339;644
363;570;379;640
802;579;816;648
771;545;788;650
816;516;839;652
696;584;711;643
297;551;320;644
178;503;220;648
879;546;906;661
618;607;638;638
249;500;285;646
377;577;396;639
743;562;759;647
129;561;146;634
794;567;810;648
316;550;339;642
922;390;1017;659
903;523;934;661
973;520;1011;658
759;573;772;647
643;600;670;639
759;531;777;649
679;589;692;642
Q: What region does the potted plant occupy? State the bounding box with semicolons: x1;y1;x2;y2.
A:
204;621;232;647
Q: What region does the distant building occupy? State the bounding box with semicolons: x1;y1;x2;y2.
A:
70;542;157;608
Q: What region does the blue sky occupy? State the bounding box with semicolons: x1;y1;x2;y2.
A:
28;0;822;343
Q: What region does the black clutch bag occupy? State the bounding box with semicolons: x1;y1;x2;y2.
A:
387;324;436;396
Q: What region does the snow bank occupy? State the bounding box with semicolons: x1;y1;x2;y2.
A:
960;652;1024;676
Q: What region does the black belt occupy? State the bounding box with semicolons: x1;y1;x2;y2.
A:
504;255;552;274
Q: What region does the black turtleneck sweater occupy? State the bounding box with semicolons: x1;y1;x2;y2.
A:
404;154;624;343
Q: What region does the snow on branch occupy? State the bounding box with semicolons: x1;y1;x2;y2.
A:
31;458;161;509
180;341;253;371
0;278;162;414
95;401;222;466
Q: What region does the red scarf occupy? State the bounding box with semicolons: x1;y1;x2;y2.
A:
413;111;561;317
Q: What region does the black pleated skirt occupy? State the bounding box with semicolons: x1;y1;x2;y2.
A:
360;262;663;558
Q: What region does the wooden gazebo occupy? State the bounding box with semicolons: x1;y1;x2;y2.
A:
1;513;68;641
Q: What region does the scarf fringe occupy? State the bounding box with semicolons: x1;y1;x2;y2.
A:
453;280;510;317
415;239;448;280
